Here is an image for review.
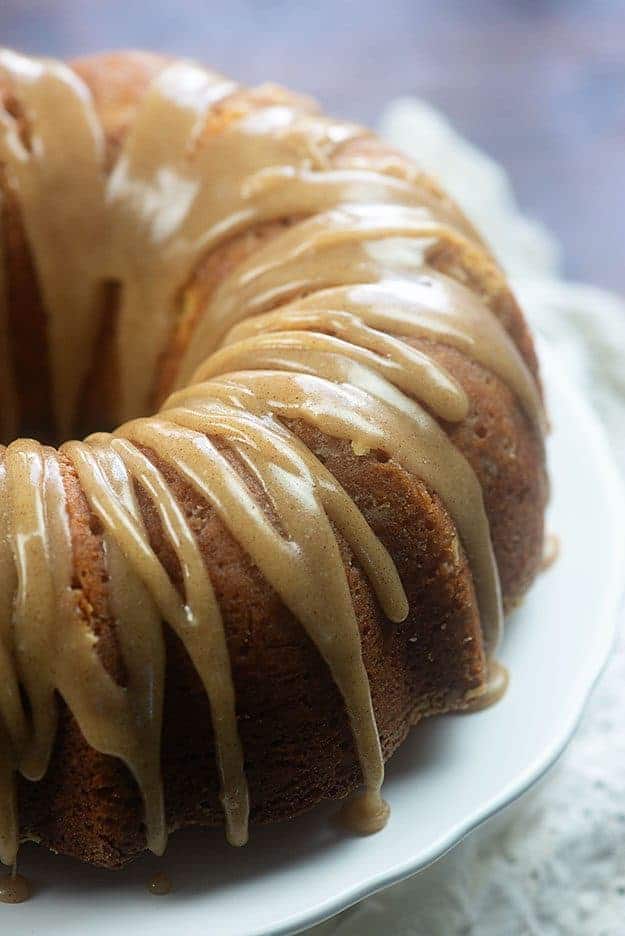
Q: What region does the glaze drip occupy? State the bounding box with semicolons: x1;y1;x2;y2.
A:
0;50;545;867
148;871;172;896
462;661;509;713
336;790;391;836
0;870;29;904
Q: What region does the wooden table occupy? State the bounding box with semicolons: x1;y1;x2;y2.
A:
2;0;624;292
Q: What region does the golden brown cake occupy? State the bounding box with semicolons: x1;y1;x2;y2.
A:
0;49;548;872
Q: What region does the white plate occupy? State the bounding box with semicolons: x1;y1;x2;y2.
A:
4;348;625;936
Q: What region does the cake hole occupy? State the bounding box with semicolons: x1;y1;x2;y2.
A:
1;278;131;448
75;279;123;441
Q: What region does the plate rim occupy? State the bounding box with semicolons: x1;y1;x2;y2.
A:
271;347;625;936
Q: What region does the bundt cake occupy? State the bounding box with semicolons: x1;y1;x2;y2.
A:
0;49;548;873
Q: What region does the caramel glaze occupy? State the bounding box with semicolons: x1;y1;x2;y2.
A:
148;871;172;896
337;790;391;836
541;533;560;572
461;661;509;713
0;870;29;904
0;50;546;866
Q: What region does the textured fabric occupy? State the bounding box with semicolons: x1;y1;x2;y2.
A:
311;98;625;936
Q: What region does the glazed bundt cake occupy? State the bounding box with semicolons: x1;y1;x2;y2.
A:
0;49;548;871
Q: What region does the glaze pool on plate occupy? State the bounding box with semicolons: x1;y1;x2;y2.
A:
3;347;624;936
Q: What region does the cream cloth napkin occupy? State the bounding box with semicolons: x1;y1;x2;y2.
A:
311;98;625;936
